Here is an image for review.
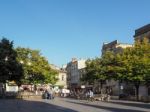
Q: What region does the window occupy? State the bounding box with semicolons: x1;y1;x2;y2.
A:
62;75;64;81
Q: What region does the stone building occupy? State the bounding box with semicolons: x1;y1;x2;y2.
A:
102;40;133;55
134;24;150;41
66;58;86;89
50;64;67;89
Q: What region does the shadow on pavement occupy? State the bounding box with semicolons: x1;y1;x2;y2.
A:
109;101;150;109
0;99;77;112
66;101;147;112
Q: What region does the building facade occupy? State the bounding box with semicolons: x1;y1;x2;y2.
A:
55;70;67;88
134;24;150;41
66;58;86;89
102;40;133;55
50;64;67;89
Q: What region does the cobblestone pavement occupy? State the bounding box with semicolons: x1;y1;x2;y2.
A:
0;97;149;112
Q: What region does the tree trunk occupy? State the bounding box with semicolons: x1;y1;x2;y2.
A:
135;84;139;101
100;81;103;94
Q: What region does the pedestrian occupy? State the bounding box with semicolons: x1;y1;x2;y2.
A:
48;88;55;99
44;90;49;99
85;90;90;100
89;90;94;101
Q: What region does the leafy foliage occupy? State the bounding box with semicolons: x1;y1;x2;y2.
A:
0;38;23;85
15;47;58;84
121;38;150;84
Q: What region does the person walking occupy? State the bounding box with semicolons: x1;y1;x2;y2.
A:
89;90;94;101
44;90;49;99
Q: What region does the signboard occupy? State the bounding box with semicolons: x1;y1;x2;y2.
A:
6;82;18;92
6;86;18;92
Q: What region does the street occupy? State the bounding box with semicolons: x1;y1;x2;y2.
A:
0;97;149;112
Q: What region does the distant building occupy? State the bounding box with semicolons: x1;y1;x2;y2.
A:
55;69;67;88
50;64;60;71
134;24;150;41
66;58;86;89
102;40;133;55
50;64;67;89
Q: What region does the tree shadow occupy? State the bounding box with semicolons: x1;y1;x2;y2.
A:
66;101;147;112
109;101;150;109
0;99;77;112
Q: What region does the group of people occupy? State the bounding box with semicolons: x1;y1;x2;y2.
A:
60;88;70;97
43;87;110;102
70;89;110;102
85;90;94;101
70;89;94;100
43;89;54;99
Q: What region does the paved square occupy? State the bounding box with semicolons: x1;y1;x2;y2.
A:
0;98;149;112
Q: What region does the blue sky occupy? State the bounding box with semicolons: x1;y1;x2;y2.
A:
0;0;150;67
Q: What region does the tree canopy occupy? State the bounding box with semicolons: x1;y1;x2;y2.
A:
15;47;58;85
0;38;23;85
120;38;150;100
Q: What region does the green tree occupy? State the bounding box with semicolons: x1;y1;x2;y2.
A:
15;47;58;85
82;58;107;93
82;59;98;84
101;51;117;80
121;38;150;100
102;51;129;88
0;38;23;85
44;69;58;85
100;51;127;95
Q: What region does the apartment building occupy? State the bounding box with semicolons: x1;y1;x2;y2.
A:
102;40;133;55
50;64;67;89
134;24;150;41
66;58;86;89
